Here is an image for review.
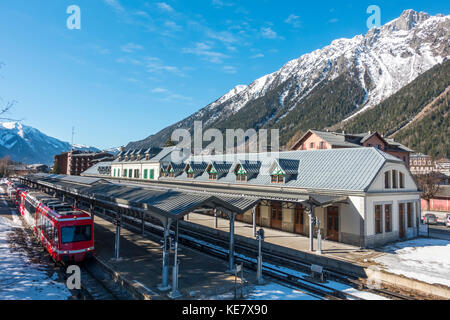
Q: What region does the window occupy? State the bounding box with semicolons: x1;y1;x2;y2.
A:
150;169;155;179
61;225;92;244
310;142;315;149
407;203;413;228
134;169;139;178
235;165;247;182
399;172;405;189
144;169;148;179
209;172;217;180
385;204;392;232
187;172;194;178
123;169;127;177
319;141;325;149
384;171;391;189
392;170;398;189
375;205;382;234
113;169;116;177
271;175;284;184
128;169;132;178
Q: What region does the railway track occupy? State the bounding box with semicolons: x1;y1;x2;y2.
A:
97;210;408;300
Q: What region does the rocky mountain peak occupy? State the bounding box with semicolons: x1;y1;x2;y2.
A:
387;9;431;31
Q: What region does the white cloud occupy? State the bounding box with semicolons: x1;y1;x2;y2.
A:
261;27;278;39
251;53;264;59
145;57;185;76
223;66;237;74
121;42;144;53
212;0;234;8
151;87;169;93
103;0;125;13
182;42;228;64
157;2;174;12
207;30;238;44
285;14;301;28
329;18;339;23
164;20;182;31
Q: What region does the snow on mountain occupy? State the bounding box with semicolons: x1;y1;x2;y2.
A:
127;10;450;150
0;122;100;165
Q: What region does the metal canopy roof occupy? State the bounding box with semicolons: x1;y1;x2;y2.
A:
23;174;262;220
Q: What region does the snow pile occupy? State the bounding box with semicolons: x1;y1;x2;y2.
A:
0;215;72;300
374;238;450;287
246;283;319;300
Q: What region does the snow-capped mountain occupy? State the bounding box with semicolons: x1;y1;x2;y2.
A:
127;10;449;150
0;122;100;165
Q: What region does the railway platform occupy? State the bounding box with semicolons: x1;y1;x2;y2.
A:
93;215;251;300
183;213;383;274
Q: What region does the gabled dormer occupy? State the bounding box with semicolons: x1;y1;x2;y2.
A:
234;160;261;182
167;162;186;178
269;159;299;184
185;161;208;179
207;161;233;180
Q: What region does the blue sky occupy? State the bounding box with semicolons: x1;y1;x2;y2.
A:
0;0;448;149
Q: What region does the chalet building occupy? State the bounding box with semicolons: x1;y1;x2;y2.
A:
110;147;181;180
291;130;413;167
53;151;114;176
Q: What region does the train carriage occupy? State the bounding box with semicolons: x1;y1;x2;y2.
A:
19;190;95;263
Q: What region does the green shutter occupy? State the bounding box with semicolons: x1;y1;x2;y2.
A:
144;169;148;179
150;169;155;179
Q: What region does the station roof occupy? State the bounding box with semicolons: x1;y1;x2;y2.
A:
161;148;405;192
23;174;263;221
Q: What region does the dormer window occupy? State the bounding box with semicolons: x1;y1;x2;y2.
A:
271;174;284;183
207;165;217;180
235;165;247;182
186;166;194;179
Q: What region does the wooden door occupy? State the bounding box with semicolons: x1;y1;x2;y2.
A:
270;202;282;230
399;203;405;238
255;205;261;226
294;205;304;234
327;206;339;242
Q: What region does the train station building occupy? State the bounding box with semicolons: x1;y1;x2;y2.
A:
83;147;421;248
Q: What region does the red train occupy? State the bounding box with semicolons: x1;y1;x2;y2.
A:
19;190;95;263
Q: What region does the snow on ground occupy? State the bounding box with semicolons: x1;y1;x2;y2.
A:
0;214;72;300
374;238;450;287
246;283;320;300
208;282;320;300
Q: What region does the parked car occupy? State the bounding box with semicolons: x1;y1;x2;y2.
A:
423;213;438;225
446;214;450;228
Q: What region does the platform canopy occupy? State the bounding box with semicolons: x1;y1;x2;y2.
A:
22;174;263;221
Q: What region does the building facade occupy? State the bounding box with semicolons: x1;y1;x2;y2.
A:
291;130;413;168
110;147;180;181
54;151;114;176
105;147;421;248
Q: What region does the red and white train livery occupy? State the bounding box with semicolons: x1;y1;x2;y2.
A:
19;190;95;263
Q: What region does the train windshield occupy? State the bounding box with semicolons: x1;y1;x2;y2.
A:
61;225;92;244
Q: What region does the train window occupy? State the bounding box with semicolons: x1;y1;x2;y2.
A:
25;199;36;214
61;225;92;244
